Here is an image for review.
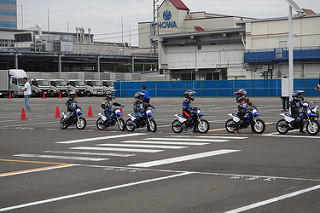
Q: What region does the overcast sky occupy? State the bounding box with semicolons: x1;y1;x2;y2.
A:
17;0;320;45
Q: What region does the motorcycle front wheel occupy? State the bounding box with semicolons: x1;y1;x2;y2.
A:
172;119;183;133
306;120;320;135
126;119;136;132
60;118;68;129
118;118;126;131
197;119;210;133
148;119;157;132
225;119;236;133
252;118;265;134
276;119;289;134
76;117;87;130
96;118;104;130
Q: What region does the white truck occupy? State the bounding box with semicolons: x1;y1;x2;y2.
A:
31;79;51;97
49;79;69;97
102;80;114;95
0;69;28;98
67;79;87;96
85;80;103;96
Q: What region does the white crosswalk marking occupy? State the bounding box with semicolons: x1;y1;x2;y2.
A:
69;146;164;153
122;140;209;146
43;151;135;157
13;154;108;161
169;135;248;140
145;138;229;142
97;143;187;149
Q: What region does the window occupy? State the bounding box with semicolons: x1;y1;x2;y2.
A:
12;78;17;85
206;73;212;80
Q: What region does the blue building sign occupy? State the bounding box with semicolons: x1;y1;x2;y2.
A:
159;10;177;29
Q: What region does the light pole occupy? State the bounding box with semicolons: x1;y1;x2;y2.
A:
284;0;303;101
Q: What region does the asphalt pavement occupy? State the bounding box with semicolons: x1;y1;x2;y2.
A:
1;96;320;213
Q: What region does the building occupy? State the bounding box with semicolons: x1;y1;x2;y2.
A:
238;11;320;79
139;0;254;80
0;0;17;28
139;0;320;80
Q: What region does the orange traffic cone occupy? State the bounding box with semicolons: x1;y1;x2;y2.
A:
75;92;78;98
43;92;46;99
87;106;94;117
20;108;28;120
59;92;62;98
9;91;12;99
54;106;61;118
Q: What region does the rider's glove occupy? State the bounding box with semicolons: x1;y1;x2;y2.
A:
151;105;155;109
137;108;141;111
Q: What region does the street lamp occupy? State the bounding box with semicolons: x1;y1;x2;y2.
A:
284;0;304;101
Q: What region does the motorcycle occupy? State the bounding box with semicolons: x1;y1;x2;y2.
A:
276;102;319;135
310;101;319;118
96;106;126;131
126;106;157;132
60;107;86;130
172;107;210;133
225;107;265;134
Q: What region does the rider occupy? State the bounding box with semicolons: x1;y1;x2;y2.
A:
290;90;305;134
182;90;198;133
101;90;121;131
235;89;257;126
65;91;77;123
132;91;151;127
140;85;150;103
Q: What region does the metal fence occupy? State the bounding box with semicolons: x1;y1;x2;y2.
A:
114;79;320;98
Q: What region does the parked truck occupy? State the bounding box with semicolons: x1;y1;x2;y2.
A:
102;80;114;95
67;79;87;96
0;69;28;98
49;79;69;97
31;79;51;97
85;80;103;96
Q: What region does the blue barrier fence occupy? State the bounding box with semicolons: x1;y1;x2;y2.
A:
114;79;320;98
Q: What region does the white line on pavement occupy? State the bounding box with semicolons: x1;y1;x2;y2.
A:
145;138;229;142
122;140;209;146
97;143;187;149
0;121;58;128
43;151;135;157
13;154;108;161
0;172;192;212
55;133;147;144
263;133;320;139
69;146;163;153
169;135;248;140
128;149;241;168
225;184;320;213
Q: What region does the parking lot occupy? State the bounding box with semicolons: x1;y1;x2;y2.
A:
1;96;320;212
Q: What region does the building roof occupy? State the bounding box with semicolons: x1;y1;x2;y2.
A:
170;0;189;11
236;13;320;24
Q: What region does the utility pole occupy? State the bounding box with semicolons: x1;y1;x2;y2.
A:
20;5;23;29
121;17;124;55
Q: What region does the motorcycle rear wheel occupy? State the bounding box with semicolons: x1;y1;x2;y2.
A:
126;119;135;132
197;119;210;133
118;118;126;131
96;118;104;130
252;118;265;134
276;119;289;134
76;117;86;130
172;119;183;133
306;120;320;135
60;118;68;129
225;119;236;133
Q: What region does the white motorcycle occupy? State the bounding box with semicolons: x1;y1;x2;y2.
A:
60;107;86;130
126;106;157;132
96;107;126;131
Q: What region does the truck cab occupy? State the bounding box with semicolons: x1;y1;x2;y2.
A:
50;79;69;97
0;69;28;97
102;80;114;95
31;79;51;97
85;80;103;96
67;79;86;96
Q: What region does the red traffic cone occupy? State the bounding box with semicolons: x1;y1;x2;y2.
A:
54;106;61;118
43;92;46;99
75;92;78;98
87;106;94;117
20;108;28;120
59;92;62;98
9;91;12;99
